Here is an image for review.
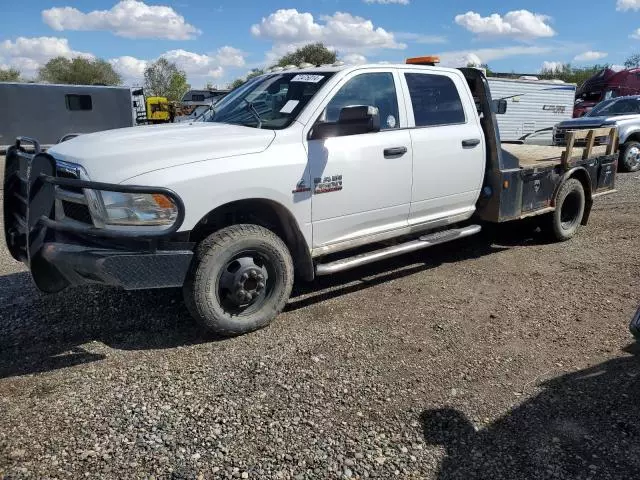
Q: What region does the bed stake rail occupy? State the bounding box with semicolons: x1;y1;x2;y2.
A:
560;127;618;169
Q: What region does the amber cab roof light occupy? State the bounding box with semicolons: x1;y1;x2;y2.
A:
406;56;441;66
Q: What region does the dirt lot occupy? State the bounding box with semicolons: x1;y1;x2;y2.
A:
0;168;639;479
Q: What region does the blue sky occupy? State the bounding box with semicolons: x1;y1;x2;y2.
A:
1;0;638;87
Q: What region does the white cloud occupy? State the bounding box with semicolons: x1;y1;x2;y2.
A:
0;35;245;87
395;32;447;44
573;51;608;62
215;46;246;67
617;0;640;10
42;0;201;40
251;9;405;54
0;36;93;78
631;28;640;39
342;53;368;65
454;10;556;40
540;61;565;72
110;46;246;86
108;56;148;84
364;0;410;4
438;45;553;67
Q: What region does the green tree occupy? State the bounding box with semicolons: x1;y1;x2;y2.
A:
0;67;21;82
276;43;336;68
229;68;265;90
624;54;640;68
143;58;190;102
538;63;609;88
228;43;335;89
38;56;121;85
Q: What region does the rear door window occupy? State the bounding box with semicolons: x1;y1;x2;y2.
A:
404;73;465;127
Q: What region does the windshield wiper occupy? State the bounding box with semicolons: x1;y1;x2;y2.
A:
243;99;263;128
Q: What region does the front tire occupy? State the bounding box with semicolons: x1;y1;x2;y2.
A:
547;178;585;242
184;224;294;337
620;141;640;172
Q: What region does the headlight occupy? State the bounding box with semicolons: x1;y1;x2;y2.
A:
93;191;179;227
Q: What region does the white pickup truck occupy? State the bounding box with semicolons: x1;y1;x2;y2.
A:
4;60;619;336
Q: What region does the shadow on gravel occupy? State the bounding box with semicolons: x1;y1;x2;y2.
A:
421;343;640;480
0;272;212;379
0;222;540;379
286;224;530;311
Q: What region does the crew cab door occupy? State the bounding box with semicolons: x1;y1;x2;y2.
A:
399;69;485;225
305;70;412;250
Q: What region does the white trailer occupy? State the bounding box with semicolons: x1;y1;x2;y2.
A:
0;82;134;149
488;77;576;144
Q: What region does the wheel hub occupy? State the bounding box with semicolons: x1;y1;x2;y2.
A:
625;146;640;168
219;256;269;307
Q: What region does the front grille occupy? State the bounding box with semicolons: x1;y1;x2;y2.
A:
55;161;93;225
56;165;84;194
554;128;567;145
554;128;608;147
62;201;93;224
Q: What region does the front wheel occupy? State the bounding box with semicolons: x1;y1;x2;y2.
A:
546;178;585;242
620;142;640;172
184;224;294;337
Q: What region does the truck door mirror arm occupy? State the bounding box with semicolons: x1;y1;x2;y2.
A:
310;105;381;140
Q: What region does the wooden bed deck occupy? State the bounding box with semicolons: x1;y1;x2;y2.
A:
501;127;618;169
501;144;609;168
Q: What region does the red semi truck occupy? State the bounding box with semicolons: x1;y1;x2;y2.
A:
574;67;640;117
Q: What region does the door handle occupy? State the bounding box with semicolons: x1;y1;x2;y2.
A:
384;146;408;158
462;138;481;148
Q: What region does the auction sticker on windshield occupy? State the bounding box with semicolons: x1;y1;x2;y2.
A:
292;74;325;83
280;100;300;114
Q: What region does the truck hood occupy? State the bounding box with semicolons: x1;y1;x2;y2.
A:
47;122;276;184
557;114;638;129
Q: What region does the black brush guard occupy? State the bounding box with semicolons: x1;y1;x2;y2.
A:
4;137;193;292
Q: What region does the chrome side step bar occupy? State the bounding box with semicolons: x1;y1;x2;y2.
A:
315;225;482;276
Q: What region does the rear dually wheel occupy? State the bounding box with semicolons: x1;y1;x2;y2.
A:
547;178;586;242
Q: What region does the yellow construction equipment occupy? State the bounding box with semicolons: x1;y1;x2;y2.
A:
145;96;171;123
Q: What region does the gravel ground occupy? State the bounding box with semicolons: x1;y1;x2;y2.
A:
0;170;639;479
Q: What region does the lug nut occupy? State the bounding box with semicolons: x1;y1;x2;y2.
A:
241;273;249;281
249;270;258;279
257;282;265;291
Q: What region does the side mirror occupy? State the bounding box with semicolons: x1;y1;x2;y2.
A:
492;99;507;115
311;105;381;140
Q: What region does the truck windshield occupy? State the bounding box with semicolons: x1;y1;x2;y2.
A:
588;97;640;117
206;72;335;129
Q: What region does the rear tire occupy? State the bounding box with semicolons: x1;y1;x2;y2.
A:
620;141;640;172
184;224;294;337
547;178;585;242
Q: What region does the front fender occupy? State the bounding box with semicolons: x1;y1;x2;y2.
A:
123;147;313;248
617;125;640;144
